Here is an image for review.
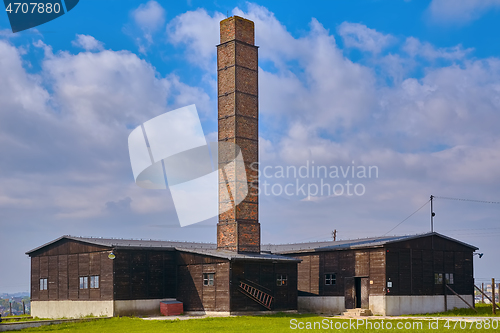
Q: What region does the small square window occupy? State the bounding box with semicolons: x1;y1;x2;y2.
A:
203;273;214;286
39;278;47;291
434;273;443;284
79;276;88;289
276;274;287;286
445;273;454;285
325;274;336;285
90;276;100;289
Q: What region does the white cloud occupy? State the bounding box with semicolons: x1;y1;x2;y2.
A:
233;4;297;66
0;39;210;221
71;34;104;51
380;58;500;149
132;0;166;33
166;9;225;69
337;22;395;54
126;1;166;54
403;37;473;61
428;0;500;23
226;4;376;133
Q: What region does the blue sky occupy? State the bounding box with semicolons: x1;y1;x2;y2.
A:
1;0;500;293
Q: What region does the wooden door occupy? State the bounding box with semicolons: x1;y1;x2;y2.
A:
361;277;370;309
344;277;354;309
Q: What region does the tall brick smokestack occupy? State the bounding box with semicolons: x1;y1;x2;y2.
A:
217;16;260;253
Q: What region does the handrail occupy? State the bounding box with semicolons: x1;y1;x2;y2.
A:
238;281;273;310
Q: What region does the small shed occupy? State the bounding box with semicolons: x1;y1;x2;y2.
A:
263;232;478;315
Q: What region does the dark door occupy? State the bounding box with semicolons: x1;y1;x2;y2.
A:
352;277;370;309
344;277;354;309
355;277;362;308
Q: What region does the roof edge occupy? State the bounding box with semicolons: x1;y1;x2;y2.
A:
25;235;113;255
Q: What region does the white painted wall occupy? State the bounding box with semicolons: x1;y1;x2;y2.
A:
299;295;474;316
382;295;474;316
31;298;178;318
446;295;474;311
31;300;113;319
114;299;175;316
297;296;345;315
368;295;385;315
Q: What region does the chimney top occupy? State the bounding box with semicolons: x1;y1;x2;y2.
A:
220;15;255;45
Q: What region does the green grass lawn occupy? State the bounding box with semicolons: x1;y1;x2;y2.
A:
412;303;500;317
14;313;500;332
0;314;37;322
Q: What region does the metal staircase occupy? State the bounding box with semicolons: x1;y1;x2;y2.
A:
239;281;274;310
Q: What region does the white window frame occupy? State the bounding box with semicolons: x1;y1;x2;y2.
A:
90;275;100;289
79;276;89;289
39;278;48;290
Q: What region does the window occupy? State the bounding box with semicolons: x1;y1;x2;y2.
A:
39;278;47;291
79;276;88;289
203;273;214;286
276;274;288;286
434;273;443;284
90;275;100;289
445;273;454;285
325;274;336;285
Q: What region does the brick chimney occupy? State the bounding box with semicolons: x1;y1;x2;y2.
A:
217;16;260;253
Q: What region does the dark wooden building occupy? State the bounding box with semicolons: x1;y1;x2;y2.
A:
27;236;298;318
263;232;478;315
24;17;479;319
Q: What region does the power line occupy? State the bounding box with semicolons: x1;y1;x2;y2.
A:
445;232;500;237
383;199;431;236
435;196;500;205
440;227;500;232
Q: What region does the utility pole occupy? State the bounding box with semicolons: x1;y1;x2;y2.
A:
493;278;497;315
430;195;435;232
331;229;337;241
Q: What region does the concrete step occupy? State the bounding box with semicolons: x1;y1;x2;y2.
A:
342;308;372;317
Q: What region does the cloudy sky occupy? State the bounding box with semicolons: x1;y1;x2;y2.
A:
1;0;500;293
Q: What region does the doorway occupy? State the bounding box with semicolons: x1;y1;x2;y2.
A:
355;277;362;308
345;277;369;309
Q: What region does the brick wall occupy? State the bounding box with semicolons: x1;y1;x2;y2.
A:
217;16;260;253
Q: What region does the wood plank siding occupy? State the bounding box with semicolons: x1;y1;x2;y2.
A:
175;252;230;311
113;250;176;300
29;239;113;301
385;235;474;295
295;249;386;297
229;261;298;312
293;234;474;298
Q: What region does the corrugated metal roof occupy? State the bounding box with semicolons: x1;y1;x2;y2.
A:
68;236;218;250
176;247;300;262
261;232;478;254
26;232;477;258
25;235;217;254
25;236;298;262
